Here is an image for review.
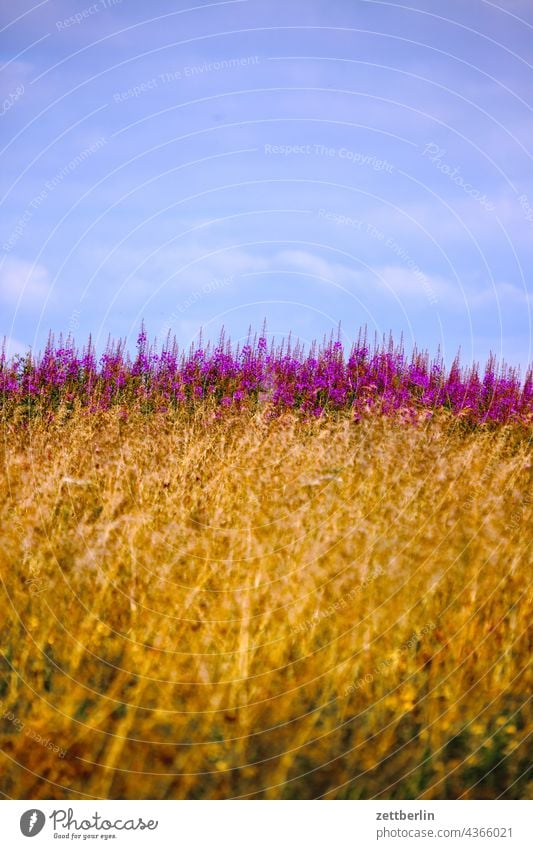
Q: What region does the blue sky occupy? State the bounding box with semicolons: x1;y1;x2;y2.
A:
1;0;532;368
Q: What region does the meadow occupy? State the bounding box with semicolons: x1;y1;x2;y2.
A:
0;330;531;799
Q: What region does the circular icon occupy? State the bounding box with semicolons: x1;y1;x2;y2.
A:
20;810;46;837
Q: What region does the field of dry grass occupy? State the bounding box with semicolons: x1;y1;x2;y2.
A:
0;408;531;799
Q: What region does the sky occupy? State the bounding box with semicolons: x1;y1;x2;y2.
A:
1;0;532;368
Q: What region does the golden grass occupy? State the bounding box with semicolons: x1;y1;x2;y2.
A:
0;408;531;799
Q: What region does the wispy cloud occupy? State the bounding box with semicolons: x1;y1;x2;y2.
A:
1;334;30;357
0;255;51;306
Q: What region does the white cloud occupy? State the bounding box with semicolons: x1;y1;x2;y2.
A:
0;256;51;305
468;279;532;307
373;265;448;301
88;240;529;321
273;249;354;282
1;335;30;358
377;267;531;309
271;250;453;305
1;59;33;90
92;243;270;300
